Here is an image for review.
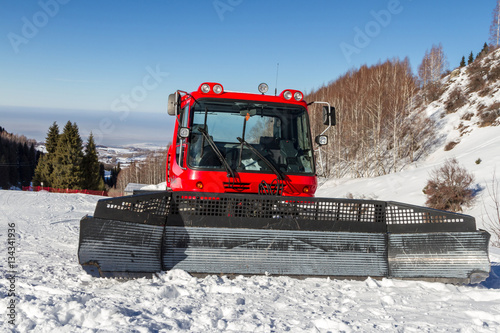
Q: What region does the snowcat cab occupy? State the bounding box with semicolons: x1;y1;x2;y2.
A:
165;82;333;196
78;82;490;284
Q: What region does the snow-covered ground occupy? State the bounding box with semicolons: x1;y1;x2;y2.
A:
317;126;500;235
1;61;500;331
1;190;500;332
1;120;500;332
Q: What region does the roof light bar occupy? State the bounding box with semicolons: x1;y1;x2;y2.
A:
199;82;224;94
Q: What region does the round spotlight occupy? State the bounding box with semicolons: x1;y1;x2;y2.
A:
213;84;223;94
283;90;292;100
179;127;190;138
293;91;303;101
258;83;269;94
201;83;211;93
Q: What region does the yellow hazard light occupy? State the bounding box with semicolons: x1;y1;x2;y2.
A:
303;186;310;193
196;182;204;189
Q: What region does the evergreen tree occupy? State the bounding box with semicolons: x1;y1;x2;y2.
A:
52;121;84;189
459;56;466;67
106;162;121;188
479;42;490;58
18;142;31;186
32;154;52;187
82;132;105;190
46;122;60;154
28;144;36;182
468;51;474;65
32;122;60;187
0;136;6;188
7;142;17;186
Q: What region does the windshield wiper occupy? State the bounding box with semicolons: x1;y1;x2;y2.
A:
197;127;236;179
236;137;284;181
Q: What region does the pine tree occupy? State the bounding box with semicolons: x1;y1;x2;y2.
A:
28;144;36;182
32;122;60;187
7;143;18;187
82;132;105;190
18;142;31;186
468;51;474;65
32;154;52;187
0;147;8;189
478;42;490;58
459;56;466;67
52;121;84;189
46;122;60;154
107;162;121;188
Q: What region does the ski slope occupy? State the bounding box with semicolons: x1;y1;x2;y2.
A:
2;69;500;330
0;189;500;331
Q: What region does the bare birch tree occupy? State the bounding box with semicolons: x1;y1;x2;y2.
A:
418;44;447;103
490;0;500;47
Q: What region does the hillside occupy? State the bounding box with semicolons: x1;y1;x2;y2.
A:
1;73;500;330
318;49;500;243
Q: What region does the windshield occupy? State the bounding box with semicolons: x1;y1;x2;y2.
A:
187;98;314;174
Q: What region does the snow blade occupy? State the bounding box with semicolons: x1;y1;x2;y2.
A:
78;192;490;283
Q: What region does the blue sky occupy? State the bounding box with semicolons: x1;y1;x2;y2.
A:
0;0;495;145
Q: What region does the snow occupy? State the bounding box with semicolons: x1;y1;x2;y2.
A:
140;182;167;191
2;60;500;332
317;126;500;233
2;166;500;331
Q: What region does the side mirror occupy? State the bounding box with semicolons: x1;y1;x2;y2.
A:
322;106;336;126
315;135;328;146
167;92;180;116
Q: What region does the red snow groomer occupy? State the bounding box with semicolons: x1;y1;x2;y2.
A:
78;82;490;284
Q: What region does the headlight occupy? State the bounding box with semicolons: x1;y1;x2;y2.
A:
258;83;269;94
213;84;223;94
283;90;292;100
179;127;190;138
315;135;328;145
201;83;211;93
294;91;303;101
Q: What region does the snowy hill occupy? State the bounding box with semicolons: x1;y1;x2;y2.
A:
1;52;500;332
1;190;500;332
319;50;500;243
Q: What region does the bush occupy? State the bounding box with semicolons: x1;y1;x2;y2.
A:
478;102;500;127
423;158;476;212
467;60;488;92
445;87;467;114
444;141;459;151
487;65;500;82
